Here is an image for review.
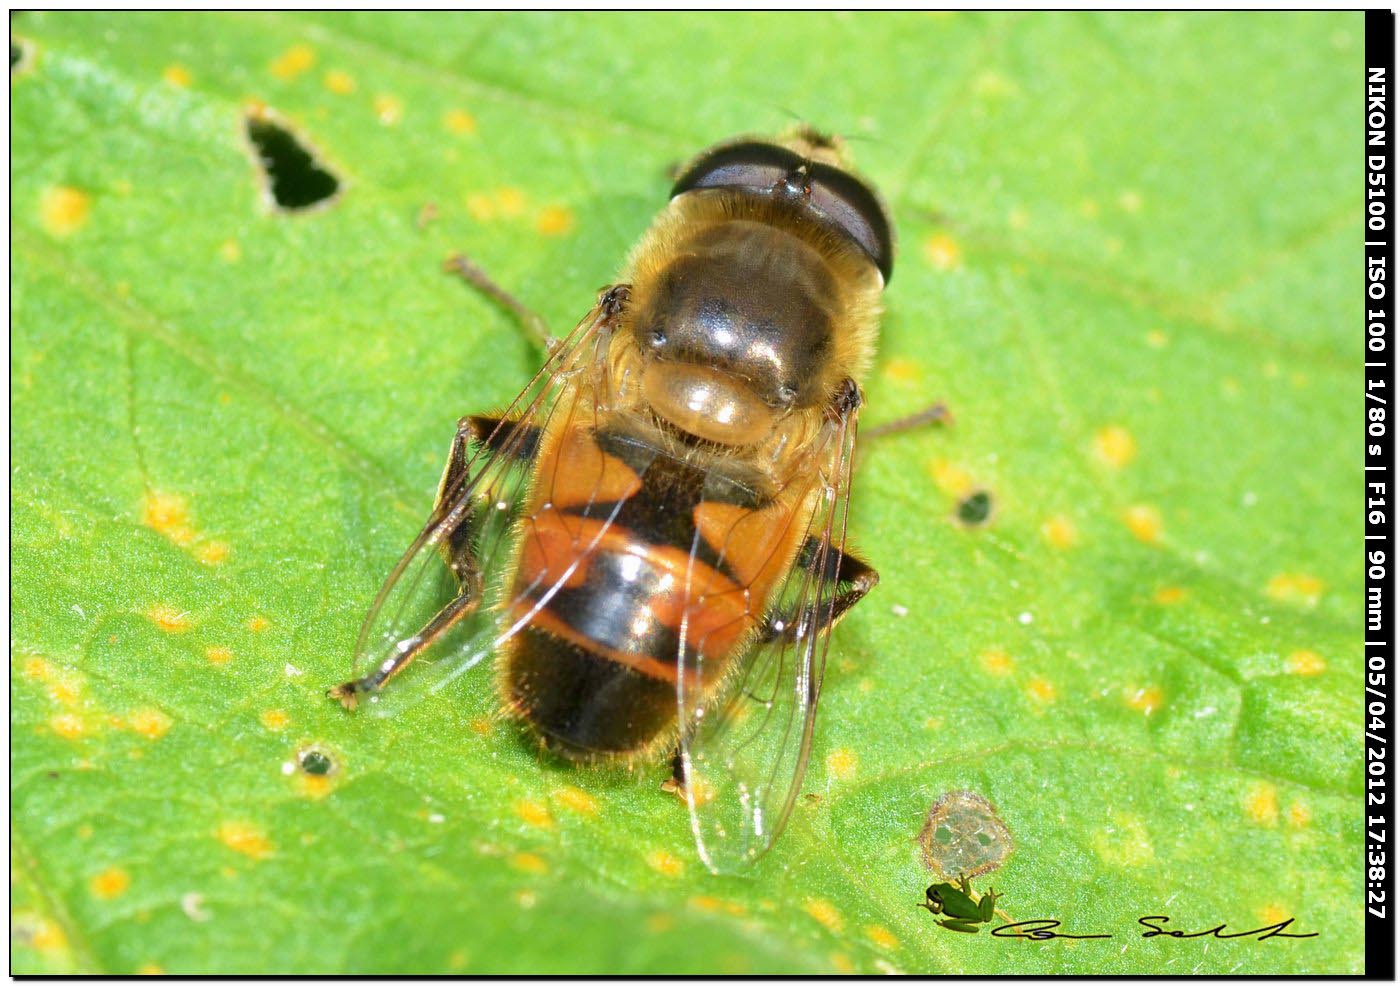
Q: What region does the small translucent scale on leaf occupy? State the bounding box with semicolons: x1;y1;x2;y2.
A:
919;789;1013;880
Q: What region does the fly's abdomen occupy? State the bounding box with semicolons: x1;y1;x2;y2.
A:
500;419;767;758
504;509;754;757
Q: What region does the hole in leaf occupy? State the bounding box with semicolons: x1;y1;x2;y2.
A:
919;790;1013;879
244;111;340;212
10;36;32;75
955;489;994;527
297;748;334;776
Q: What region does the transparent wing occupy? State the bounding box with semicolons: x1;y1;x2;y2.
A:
344;290;624;717
676;407;862;873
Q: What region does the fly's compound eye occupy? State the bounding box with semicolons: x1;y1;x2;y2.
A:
671;139;895;284
806;161;894;284
671;141;806;201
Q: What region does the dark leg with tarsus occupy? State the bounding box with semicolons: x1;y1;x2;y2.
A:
666;539;878;790
757;537;879;646
328;415;532;709
442;253;553;351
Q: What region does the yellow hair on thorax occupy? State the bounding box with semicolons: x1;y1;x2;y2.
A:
619;189;884;395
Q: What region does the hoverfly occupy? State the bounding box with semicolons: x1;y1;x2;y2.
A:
330;130;896;873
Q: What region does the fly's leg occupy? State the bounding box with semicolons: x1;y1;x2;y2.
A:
757;540;879;645
862;401;952;440
329;589;481;709
443;253;553;352
329;415;535;710
663;746;688;797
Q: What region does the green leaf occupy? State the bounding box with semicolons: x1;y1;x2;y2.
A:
12;11;1363;974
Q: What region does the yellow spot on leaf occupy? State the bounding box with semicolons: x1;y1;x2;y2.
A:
826;748;858;780
444;108;476;134
49;713;87;739
218;821;274;859
205;646;232;667
218;239;241;263
689;895;722;912
1078;198;1100;219
1286;649;1327;675
865;925;899;949
1041;515;1078;550
269;44;315;80
1118;190;1143;213
1123;505;1163;544
882;357;920;383
1259;903;1290;926
40;186;91;237
247;616;270;633
514;799;553;829
922;233;962;271
509;852;548;874
466;194;496;221
1152;586;1187;605
296;774;335;800
1027;676;1057;704
1092;425;1137;468
536;204;575;237
373;94;403;125
147;605;191;633
1244;782;1279;825
1287;799;1311;828
803;897;844;933
1146;329;1169;348
128;708;172;739
980;648;1016;677
141;491;195;546
162;64;191;87
1266;572;1325;605
928;459;976;498
495;186;527;216
469;717;493;736
646;913;674;933
135;963;163;976
646;850;685;877
24;657;85;707
260;709;289;731
1091;812;1154;867
90;867;131;899
195;541;229;565
29;918;67;951
323;70;355;94
552;785;598;816
1008;207;1029;230
1125;685;1164;716
829;952;855;974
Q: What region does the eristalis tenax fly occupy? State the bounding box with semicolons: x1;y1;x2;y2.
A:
330;128;928;873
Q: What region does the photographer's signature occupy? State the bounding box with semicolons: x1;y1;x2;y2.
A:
919;880;1318;942
991;916;1318;942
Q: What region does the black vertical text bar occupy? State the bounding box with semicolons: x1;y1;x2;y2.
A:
1366;9;1395;981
